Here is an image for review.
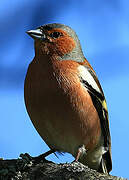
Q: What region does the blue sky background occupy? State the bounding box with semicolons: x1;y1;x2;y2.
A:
0;0;129;178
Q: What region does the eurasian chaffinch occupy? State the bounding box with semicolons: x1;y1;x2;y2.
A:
25;23;112;173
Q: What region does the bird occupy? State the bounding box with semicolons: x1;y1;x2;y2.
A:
24;23;112;173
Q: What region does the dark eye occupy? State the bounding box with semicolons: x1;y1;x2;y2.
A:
49;32;62;39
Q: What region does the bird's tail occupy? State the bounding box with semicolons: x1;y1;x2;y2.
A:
98;157;108;174
98;150;112;174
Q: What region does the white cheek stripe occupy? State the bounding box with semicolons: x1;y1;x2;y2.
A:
78;66;101;94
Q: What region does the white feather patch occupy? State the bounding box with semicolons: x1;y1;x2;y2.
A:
78;65;101;94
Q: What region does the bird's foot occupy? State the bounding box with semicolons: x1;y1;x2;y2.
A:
75;145;87;162
20;149;56;164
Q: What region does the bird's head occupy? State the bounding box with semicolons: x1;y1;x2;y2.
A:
27;23;84;62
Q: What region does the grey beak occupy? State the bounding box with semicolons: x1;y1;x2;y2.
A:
26;29;46;40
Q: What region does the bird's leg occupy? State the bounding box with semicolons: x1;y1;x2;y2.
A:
75;145;87;162
33;149;56;162
21;149;56;163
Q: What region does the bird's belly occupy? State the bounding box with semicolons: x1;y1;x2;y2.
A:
24;68;101;158
26;89;82;155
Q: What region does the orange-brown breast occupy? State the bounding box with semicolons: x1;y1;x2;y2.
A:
24;57;101;156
